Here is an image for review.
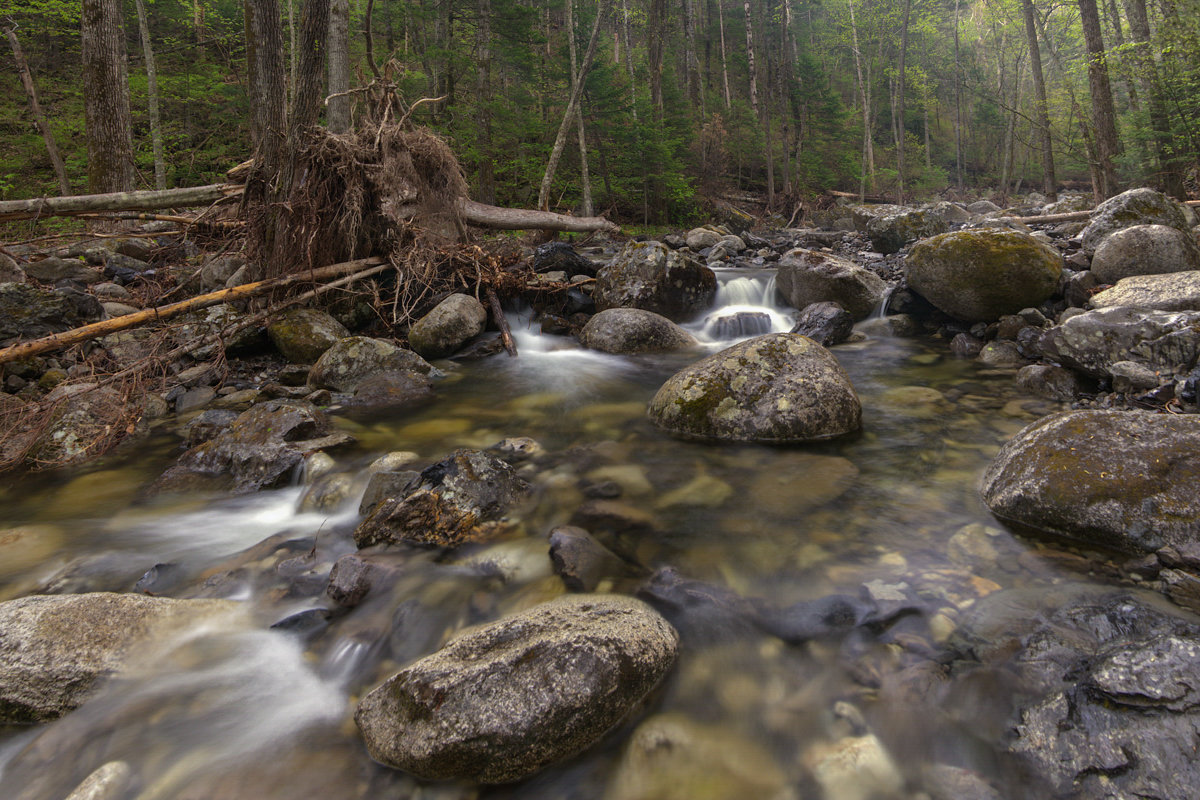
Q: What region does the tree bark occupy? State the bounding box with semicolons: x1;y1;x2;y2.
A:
327;0;351;133
1123;0;1182;196
894;0;911;203
134;0;167;190
567;0;594;217
717;0;732;108
4;26;71;195
848;0;874;197
1021;0;1057;199
82;0;135;193
475;0;495;203
743;1;759;121
682;0;703;115
1079;0;1121;197
953;0;963;191
0;184;239;222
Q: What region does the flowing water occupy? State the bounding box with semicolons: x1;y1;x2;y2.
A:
0;268;1089;799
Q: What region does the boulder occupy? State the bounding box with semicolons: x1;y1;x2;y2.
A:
532;241;597;277
685;227;723;250
355;594;678;783
1014;364;1086;402
866;208;949;254
0;252;25;283
347;371;435;410
904;229;1062;322
1091;271;1200;312
789;301;854;347
199;255;245;290
267;308;350;364
593;242;717;322
775;248;887;319
171;303;266;359
1090;224;1200;284
1039;306;1200;378
27;386;143;468
406;293;488;359
1080;187;1190;255
24;257;103;284
980;409;1200;555
966;200;1002;214
578;308;698;354
354;449;531;548
307;336;432;392
0;283;103;345
0;593;235;723
647;333;861;443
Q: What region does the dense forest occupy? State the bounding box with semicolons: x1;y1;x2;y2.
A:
3;0;1200;224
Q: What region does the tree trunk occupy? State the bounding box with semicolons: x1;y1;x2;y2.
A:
1079;0;1120;197
717;0;731;108
4;26;71;195
1123;0;1182;195
743;1;759;121
953;0;963;191
848;0;873;197
475;0;495;204
682;0;703;115
648;0;667;122
244;0;290;277
537;1;606;212
82;0;135;194
327;0;351;133
567;0;594;216
134;0;166;190
1021;0;1057;199
622;0;649;224
894;0;911;203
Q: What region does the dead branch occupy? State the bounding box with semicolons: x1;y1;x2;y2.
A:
0;184;242;221
459;199;619;233
0;257;383;365
486;286;517;357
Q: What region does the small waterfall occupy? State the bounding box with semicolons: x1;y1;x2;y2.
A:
691;267;794;344
869;285;898;319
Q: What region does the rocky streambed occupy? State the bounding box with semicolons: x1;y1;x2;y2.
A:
1;187;1200;799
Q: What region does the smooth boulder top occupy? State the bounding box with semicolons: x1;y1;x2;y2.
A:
1080;187;1190;255
307;336;432;392
578;308;699;354
1090;271;1200;312
354;594;678;784
1089;224;1200;284
647;333;862;443
980;409;1200;555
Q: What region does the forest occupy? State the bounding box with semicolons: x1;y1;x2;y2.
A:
3;0;1199;227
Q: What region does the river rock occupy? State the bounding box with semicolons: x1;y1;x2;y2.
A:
27;387;142;468
789;301;854;346
1090;270;1200;312
0;253;24;283
578;308;698;354
905;229;1062;322
200;255;245;290
549;525;640;592
775;249;887;319
172;303;266;359
63;761;133;800
1080;187;1190;255
307;336;432;392
648;333;861;443
980;409;1200;555
0;283;103;345
24;257;103;285
354;448;531;548
354;594;678;783
594;241;717;322
0;592;235;723
1039;306;1200;378
532;241;597;277
1014;364;1086;402
685;227;723;250
1090;224;1200;284
406;293;488;359
866;208;949;254
346;371;436;410
151;399;347;494
267;308;350;364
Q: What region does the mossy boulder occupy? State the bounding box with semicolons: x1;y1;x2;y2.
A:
266;308;350;364
904;229;1062;322
1039;306;1200;378
775;248;887;319
866;208;949;254
1090;224;1200;284
406;293;488;359
594;242;717;322
307;336;432;392
647;333;861;443
1091;271;1200;312
1080;187;1189;255
28;386;145;468
578;308;698;354
980;409;1200;555
0;284;103;345
355;594;678;783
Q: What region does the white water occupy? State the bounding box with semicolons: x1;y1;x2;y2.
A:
688;267;794;345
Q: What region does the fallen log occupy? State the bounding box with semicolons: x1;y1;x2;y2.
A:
825;189;892;204
0;184;241;221
1001;199;1200;225
458;200;619;233
0;257;383;365
485;286;517;357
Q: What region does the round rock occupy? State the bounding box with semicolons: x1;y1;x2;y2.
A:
578;308;698;354
775;249;887;320
267;308;350;364
1090;224;1200;284
406;293;487;359
647;333;861;442
1080;187;1190;255
307;336;432;392
354;594;678;783
905;229;1062;322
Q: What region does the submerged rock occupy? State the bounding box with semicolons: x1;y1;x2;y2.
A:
775;248;887;320
354;594;678;783
0;593;235;723
980;409;1200;555
354;449;531;548
593;241;717;322
407;293;488;359
1090;223;1200;284
578;308;698;354
647;333;861;443
905;229;1062;322
1080;187;1190;255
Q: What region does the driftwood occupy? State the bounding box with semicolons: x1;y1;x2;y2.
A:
485;286;517;357
0;257;384;365
1001;199;1200;225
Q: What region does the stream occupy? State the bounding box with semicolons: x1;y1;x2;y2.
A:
0;266;1088;799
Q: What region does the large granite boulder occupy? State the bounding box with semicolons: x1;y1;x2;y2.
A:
307;336;432;392
0;284;103;345
1090;271;1200;312
0;593;235;723
1090;224;1200;284
647;333;861;443
267;308;350;364
1080;187;1190;255
866;208;949;254
26;386;144;468
594;242;717;322
354;448;531;548
578;308;698;354
905;229;1062;322
407;293;488;359
355;594;678;783
775;249;887;319
1039;306;1200;378
980;409;1200;555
